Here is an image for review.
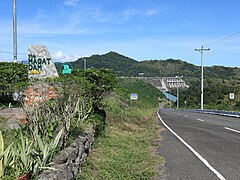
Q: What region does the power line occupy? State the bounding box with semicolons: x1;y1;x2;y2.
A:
0;51;13;55
0;50;26;55
205;30;240;47
0;51;27;62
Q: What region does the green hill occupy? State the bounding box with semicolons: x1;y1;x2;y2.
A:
56;52;240;81
56;51;138;76
128;59;199;77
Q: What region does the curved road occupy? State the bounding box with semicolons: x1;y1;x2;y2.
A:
157;108;240;180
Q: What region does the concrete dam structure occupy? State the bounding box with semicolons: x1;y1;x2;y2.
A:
137;77;189;91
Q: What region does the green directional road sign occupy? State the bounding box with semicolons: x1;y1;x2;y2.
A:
61;64;72;74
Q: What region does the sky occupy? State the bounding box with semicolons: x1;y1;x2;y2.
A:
0;0;240;67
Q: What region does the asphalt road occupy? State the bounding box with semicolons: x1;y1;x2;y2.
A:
157;108;240;180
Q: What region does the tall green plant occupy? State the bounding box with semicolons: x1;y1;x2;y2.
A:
31;128;63;177
1;142;15;179
0;130;3;178
0;128;63;179
0;130;35;178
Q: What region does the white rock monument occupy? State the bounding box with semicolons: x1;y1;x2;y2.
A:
28;45;59;78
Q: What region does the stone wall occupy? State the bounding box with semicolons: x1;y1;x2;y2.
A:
39;129;95;180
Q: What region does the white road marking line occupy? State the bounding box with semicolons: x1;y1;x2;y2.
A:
224;127;240;134
157;112;226;180
196;118;204;122
184;115;188;117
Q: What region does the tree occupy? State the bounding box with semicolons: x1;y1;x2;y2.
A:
0;62;28;103
74;68;117;110
0;62;28;93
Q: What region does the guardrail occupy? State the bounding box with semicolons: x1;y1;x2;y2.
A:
193;109;240;118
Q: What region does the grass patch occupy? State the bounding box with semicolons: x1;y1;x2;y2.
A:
76;109;163;180
76;78;164;180
0;116;8;129
116;78;164;109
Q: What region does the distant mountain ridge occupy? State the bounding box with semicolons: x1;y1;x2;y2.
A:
73;51;137;75
55;51;240;81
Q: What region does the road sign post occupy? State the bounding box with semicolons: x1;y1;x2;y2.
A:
130;93;138;110
229;93;235;100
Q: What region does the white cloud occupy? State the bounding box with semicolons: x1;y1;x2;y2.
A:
53;50;80;62
55;50;65;59
122;7;163;20
64;0;80;7
34;8;45;20
122;7;140;18
146;8;163;16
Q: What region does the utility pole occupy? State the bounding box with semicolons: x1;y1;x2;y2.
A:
83;59;87;71
175;76;182;109
195;46;210;110
13;0;17;63
177;86;179;109
83;58;87;114
169;90;172;108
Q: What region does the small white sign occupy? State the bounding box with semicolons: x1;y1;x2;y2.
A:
130;93;138;100
229;93;235;100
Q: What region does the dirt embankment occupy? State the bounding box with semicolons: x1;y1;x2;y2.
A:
0;108;26;129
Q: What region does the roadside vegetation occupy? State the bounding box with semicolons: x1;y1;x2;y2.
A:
0;62;28;108
172;77;240;111
0;62;116;179
0;63;164;179
76;79;165;179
